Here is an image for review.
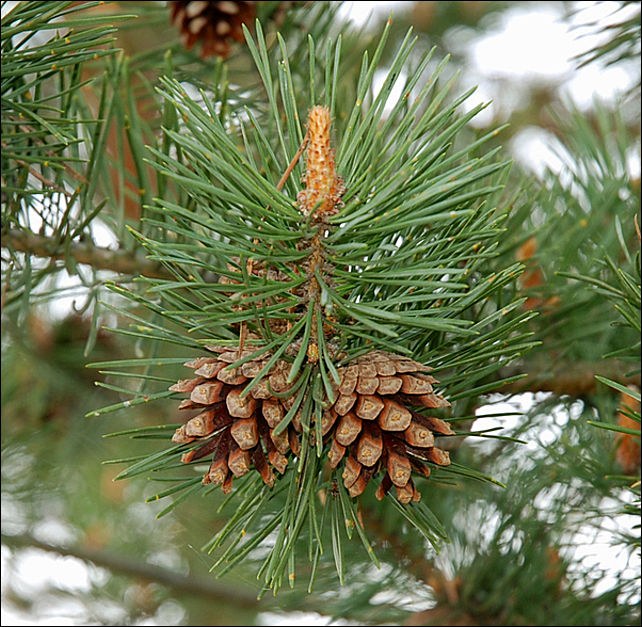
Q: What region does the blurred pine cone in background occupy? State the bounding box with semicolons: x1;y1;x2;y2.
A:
170;1;294;58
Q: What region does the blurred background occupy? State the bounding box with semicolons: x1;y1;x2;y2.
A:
1;1;640;625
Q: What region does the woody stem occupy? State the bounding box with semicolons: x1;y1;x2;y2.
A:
277;133;309;192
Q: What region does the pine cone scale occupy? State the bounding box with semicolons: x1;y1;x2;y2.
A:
335;411;362;445
355;376;379;395
404;421;435;448
170;377;205;393
328;440;346;468
377;376;403;394
342;456;362;488
387;450;412;487
378;399;411;431
191;380;224;404
354;394;384;420
335;392;357;415
228;446;251;477
356;425;383;467
169;347;304;490
327;351;454;502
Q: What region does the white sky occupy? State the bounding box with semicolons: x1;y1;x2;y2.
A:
2;2;640;626
341;1;639;177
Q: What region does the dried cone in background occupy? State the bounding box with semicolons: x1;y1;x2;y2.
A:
615;387;641;475
169;345;303;492
324;351;454;503
170;1;257;58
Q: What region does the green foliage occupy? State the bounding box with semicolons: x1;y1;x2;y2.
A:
498;104;640;365
1;1;640;624
92;20;535;594
1;2;118;189
424;398;641;626
1;1;130;311
573;1;641;73
574;194;641;546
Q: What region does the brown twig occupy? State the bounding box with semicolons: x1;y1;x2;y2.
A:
1;531;261;607
2;229;171;279
3;122;88;185
276;132;309;192
499;361;641;396
4;157;71;195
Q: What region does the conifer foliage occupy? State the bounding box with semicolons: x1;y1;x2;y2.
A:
2;1;638;621
94;21;532;591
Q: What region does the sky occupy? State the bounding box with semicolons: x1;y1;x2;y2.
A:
2;1;640;626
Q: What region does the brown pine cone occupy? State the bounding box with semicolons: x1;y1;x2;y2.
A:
324;351;454;503
170;1;257;58
169;345;303;492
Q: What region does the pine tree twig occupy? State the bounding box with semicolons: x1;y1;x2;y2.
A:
1;229;171;279
2;128;88;185
276;132;309;191
3;157;71;195
499;361;641;396
237;133;310;351
1;531;261;608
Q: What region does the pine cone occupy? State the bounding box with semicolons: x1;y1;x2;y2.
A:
324;351;454;503
169;345;303;492
170;1;257;58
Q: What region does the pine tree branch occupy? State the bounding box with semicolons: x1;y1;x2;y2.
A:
499;360;640;396
1;531;260;608
1;229;170;279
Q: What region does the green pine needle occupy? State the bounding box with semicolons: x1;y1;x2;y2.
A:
89;20;533;592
